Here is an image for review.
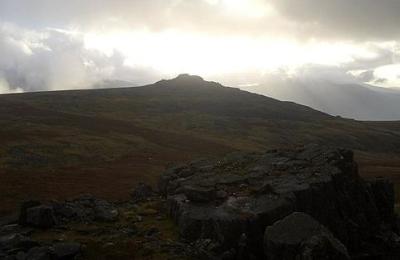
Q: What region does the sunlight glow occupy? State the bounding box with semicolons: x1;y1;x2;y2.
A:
84;30;377;78
222;0;273;18
374;64;400;87
204;0;273;18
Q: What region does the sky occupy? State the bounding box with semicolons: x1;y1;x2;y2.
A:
1;0;400;94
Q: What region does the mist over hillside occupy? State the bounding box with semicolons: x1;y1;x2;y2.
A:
242;77;400;121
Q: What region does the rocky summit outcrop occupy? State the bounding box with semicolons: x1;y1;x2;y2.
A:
160;145;400;259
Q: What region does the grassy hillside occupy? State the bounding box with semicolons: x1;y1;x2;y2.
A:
1;74;400;215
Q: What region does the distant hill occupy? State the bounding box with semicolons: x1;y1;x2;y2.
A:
250;78;400;121
1;74;400;215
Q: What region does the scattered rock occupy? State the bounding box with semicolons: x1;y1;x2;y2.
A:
264;212;350;260
52;195;119;223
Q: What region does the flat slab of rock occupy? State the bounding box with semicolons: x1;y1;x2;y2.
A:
160;145;399;258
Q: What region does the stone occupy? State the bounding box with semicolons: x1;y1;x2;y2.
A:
264;212;350;260
25;246;52;260
93;200;119;222
0;233;39;253
215;190;228;200
18;200;41;226
131;183;154;202
15;251;26;260
52;242;81;259
25;206;57;229
0;215;18;227
191;239;221;259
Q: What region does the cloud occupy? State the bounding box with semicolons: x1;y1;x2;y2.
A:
271;0;400;41
1;0;400;41
0;1;265;34
0;23;163;93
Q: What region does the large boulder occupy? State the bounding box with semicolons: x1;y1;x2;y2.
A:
160;145;400;258
18;201;41;226
25;206;57;229
264;212;350;260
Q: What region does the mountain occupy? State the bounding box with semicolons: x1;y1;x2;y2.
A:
249;78;400;120
1;74;400;215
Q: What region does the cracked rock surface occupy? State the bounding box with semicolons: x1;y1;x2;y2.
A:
161;145;400;259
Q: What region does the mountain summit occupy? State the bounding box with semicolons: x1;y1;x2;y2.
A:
155;74;220;88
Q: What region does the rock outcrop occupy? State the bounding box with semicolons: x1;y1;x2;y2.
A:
160;145;400;259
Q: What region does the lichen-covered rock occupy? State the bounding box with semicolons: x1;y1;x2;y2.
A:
161;145;399;258
264;212;350;260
